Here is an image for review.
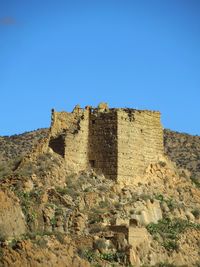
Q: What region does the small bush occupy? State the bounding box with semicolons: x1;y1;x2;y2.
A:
191;176;200;188
155;194;177;211
15;189;42;228
162;240;179;251
0;160;14;180
99;200;110;209
191;208;200;219
100;252;125;263
147;217;200;251
159;161;167;167
79;249;96;263
78;249;125;264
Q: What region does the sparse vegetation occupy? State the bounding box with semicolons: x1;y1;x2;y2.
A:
164;129;200;181
1;128;200;266
79;249;126;264
14;189;42;228
191;176;200;188
191;208;200;219
0;129;48;162
155;194;177;211
147;217;200;251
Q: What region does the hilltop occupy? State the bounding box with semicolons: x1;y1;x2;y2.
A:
0;105;200;267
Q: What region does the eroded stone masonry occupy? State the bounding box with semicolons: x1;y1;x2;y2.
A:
47;103;164;183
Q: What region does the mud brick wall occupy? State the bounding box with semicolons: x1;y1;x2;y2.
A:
89;109;118;180
117;109;163;183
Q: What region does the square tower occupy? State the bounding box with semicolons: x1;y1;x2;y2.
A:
116;109;163;183
48;104;164;183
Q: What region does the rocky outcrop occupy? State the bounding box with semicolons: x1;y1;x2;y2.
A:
0;190;26;240
0;236;90;267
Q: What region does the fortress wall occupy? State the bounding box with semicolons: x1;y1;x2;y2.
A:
50;110;73;137
49;108;90;172
117;109;163;183
48;105;164;181
64;109;90;172
89;110;118;180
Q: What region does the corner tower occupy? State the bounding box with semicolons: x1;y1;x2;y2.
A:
116;109;163;183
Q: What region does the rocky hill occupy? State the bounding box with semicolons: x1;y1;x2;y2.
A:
1;128;200;180
0;127;200;266
164;129;200;181
0;129;48;162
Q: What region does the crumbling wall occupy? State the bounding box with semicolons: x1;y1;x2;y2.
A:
117;109;163;183
50;110;71;137
64;109;90;172
89;109;118;180
47;105;164;182
49;107;90;172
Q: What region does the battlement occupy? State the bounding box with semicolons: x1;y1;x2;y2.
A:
47;103;164;183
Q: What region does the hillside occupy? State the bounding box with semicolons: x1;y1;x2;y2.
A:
164;129;200;180
0;129;48;162
0;127;200;266
1;128;200;179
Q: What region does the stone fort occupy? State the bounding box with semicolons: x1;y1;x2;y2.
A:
47;103;164;183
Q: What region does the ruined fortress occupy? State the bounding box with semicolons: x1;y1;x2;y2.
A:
47;103;164;183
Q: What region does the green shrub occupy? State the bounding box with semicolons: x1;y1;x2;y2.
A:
162;240;179;251
191;208;200;219
79;249;96;263
100;252;125;262
158;161;167;167
99;200;110;209
155;194;164;202
155;194;177;211
15;189;43;228
79;249;125;264
0;160;15;179
191;177;200;188
147;217;200;251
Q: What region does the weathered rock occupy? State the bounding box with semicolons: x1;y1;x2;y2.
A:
0;236;90;267
0;190;26;240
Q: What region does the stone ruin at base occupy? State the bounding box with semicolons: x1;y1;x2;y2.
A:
42;102;164;184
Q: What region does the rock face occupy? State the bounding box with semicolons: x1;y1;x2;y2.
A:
0;190;26;240
42;103;164;183
131;199;163;226
0;236;90;267
128;226;151;267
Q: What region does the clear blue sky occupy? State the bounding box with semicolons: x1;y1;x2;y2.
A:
0;0;200;136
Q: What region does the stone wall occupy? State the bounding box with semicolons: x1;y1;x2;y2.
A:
117;109;163;183
89;109;118;180
64;109;90;172
49;106;90;172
